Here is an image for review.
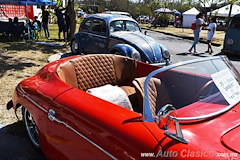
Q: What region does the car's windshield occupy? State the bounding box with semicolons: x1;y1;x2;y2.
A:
146;56;240;119
229;17;240;29
110;20;141;32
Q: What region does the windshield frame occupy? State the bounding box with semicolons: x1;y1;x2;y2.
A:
143;55;240;122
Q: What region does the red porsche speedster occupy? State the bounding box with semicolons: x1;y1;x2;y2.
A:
7;54;240;159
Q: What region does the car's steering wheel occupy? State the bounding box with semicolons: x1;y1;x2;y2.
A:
193;80;214;102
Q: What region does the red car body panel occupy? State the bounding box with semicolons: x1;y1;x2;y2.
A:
147;101;240;159
9;55;240;159
51;89;162;159
11;56;162;159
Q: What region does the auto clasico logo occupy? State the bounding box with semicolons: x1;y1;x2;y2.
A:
141;150;238;158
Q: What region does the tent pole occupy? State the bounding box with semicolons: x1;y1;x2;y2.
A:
26;2;31;40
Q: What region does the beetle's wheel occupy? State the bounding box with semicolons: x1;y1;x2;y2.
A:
22;107;40;149
71;38;80;55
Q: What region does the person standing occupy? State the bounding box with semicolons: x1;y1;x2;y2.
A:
25;19;34;40
55;6;67;41
65;7;70;41
41;6;50;39
205;18;217;54
33;16;41;39
188;13;206;54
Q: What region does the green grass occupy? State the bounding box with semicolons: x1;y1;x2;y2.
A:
0;24;71;105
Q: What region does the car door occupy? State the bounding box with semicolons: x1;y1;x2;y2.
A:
223;16;240;53
78;18;92;53
85;18;108;53
44;93;114;160
45;88;160;160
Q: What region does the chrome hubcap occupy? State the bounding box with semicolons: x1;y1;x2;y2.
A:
24;108;40;148
72;40;78;53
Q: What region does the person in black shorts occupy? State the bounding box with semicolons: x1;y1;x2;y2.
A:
41;6;50;39
55;6;67;41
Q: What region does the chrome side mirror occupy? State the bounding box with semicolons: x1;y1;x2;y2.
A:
156;104;188;144
157;104;175;118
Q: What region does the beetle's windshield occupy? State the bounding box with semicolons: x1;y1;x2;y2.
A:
148;56;240;118
110;20;141;32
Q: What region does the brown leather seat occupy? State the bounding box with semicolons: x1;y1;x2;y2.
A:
133;77;171;115
56;54;138;105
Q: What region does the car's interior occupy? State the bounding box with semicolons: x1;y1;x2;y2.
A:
56;54;221;116
57;54;141;112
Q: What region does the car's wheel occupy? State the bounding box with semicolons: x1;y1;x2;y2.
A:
22;107;40;149
71;38;80;55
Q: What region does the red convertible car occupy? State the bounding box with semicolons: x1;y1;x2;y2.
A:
7;54;240;160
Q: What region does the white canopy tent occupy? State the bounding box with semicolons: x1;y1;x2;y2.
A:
182;7;199;28
209;4;240;17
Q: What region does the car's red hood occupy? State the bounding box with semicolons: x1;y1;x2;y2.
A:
221;125;240;153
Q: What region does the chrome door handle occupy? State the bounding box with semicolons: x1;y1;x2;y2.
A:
48;109;63;124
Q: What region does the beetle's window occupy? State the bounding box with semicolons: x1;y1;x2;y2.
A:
229;17;240;28
110;20;141;32
91;19;106;34
81;19;91;31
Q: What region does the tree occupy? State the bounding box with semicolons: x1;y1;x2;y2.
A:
67;0;76;40
226;0;239;25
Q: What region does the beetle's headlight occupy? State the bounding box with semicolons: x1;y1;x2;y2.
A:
227;39;234;45
162;49;170;59
131;52;141;61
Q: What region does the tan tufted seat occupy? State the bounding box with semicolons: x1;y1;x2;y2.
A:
57;54;138;105
132;77;171;115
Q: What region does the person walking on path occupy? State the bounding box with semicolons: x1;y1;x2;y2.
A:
55;6;67;41
41;6;50;39
188;13;206;54
205;18;217;54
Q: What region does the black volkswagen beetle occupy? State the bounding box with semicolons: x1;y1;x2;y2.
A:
71;14;171;65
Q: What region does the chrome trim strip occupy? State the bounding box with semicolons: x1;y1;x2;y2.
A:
17;88;118;159
48;109;118;160
143;55;237;122
82;31;107;39
150;62;167;66
17;87;48;113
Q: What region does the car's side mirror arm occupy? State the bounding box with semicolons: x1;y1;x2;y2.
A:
156;104;188;144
